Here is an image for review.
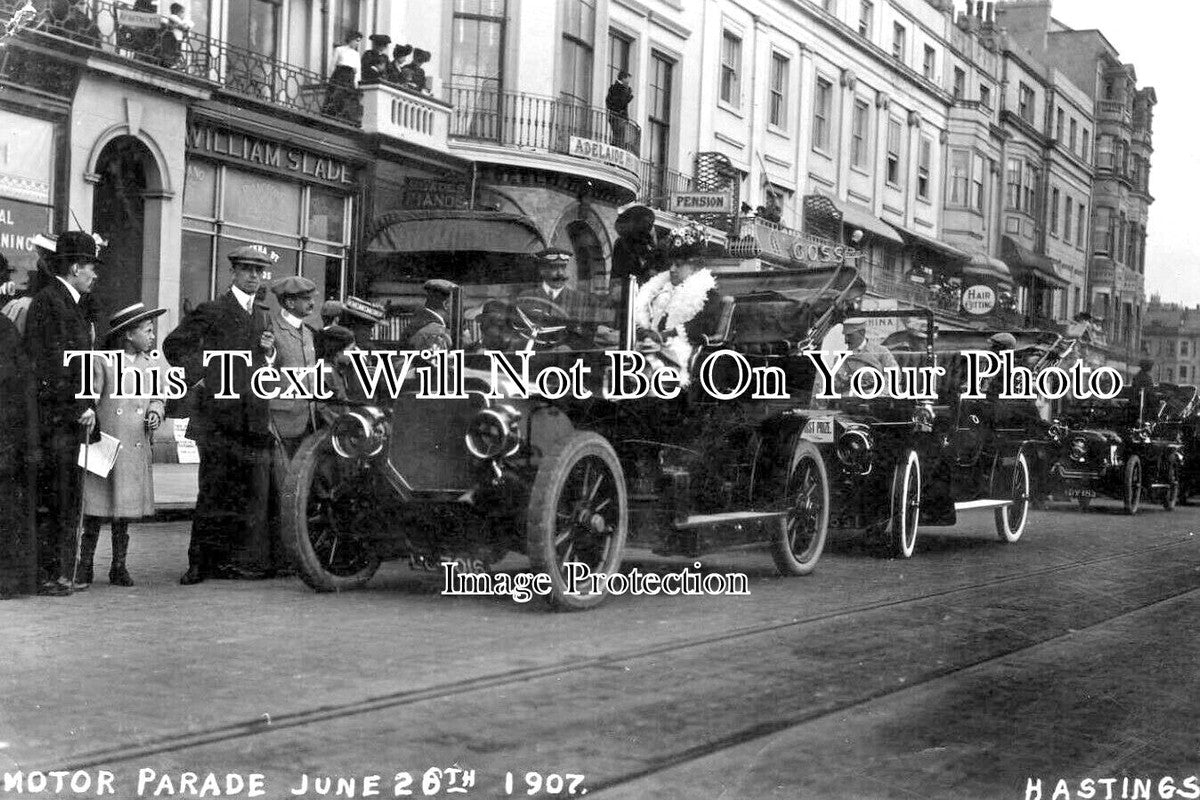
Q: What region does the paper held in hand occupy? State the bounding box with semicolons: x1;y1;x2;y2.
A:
78;432;121;478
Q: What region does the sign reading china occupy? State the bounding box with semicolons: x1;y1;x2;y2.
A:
568;136;638;174
668;192;733;214
186;123;359;189
962;284;997;315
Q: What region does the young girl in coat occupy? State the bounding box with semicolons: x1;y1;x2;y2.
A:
77;303;169;587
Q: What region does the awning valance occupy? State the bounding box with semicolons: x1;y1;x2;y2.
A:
829;199;904;245
893;225;969;261
962;251;1014;286
366;210;547;255
1000;236;1069;288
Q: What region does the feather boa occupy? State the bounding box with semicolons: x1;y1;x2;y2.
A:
634;268;716;387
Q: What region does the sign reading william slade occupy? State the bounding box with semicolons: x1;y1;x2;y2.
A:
668;193;733;215
186;123;359;189
568;137;638;174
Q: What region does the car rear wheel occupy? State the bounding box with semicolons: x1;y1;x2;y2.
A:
889;450;921;559
994;452;1030;543
526;431;628;611
1162;461;1179;511
771;441;829;576
1123;455;1143;515
283;430;382;592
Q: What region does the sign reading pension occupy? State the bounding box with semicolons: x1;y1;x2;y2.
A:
668;192;733;214
567;137;638;174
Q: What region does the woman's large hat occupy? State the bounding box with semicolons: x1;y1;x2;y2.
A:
105;302;167;343
658;221;707;260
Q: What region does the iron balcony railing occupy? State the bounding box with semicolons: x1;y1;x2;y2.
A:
447;85;641;162
4;0;360;125
638;164;695;206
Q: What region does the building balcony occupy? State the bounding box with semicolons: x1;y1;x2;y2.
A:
446;86;642;198
5;0;360;127
1097;99;1133;128
949;98;994;129
638;165;695;208
360;83;450;153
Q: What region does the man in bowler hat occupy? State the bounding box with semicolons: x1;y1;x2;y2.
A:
164;245;279;583
23;231;101;596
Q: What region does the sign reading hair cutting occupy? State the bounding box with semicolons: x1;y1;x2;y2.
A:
962;284;997;315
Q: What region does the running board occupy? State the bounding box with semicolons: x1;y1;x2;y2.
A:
675;510;786;530
954;499;1013;511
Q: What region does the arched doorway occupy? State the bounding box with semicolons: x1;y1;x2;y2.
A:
91;136;156;335
551;218;607;293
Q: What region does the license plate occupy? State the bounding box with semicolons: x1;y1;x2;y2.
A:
1065;488;1096;498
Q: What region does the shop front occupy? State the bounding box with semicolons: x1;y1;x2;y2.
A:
0;108;61;286
181;114;366;315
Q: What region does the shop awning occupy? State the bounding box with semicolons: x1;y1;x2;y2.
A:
962;251;1014;286
828;198;904;245
366;210;546;255
893;225;969;261
1000;236;1070;289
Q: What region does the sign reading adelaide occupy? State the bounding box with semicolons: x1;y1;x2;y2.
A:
186;123;359;189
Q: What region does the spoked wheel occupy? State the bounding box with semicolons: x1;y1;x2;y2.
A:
527;432;628;611
283;430;382;592
1162;461;1179;511
1123;455;1143;515
889;450;922;558
994;452;1031;543
771;441;829;576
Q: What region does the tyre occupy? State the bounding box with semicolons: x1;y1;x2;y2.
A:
526;431;628;611
889;450;921;559
1076;496;1092;512
1162;461;1179;511
1123;455;1142;515
994;452;1031;543
771;441;830;576
283;430;382;592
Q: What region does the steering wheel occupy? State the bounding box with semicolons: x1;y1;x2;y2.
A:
509;295;570;351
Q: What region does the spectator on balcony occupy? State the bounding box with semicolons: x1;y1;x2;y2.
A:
398;48;431;94
323;30;363;122
605;70;633;148
159;3;193;69
51;0;101;45
385;44;413;85
361;33;391;85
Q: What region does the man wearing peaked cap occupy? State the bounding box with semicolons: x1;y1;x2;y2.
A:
163;244;281;585
837;315;899;394
519;249;598;349
403;279;457;351
266;274;318;458
988;331;1017;351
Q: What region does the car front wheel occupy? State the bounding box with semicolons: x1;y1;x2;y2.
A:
771;440;829;576
890;450;922;559
283;430;383;592
526;432;628;611
1124;455;1143;515
1162;461;1179;511
994;452;1030;543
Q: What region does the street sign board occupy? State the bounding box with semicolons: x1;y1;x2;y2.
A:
962;284;996;315
667;192;733;215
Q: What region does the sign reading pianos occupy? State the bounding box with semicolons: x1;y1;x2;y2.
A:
186;122;359;189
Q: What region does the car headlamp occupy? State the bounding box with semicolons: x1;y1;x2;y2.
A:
1069;437;1088;461
1048;422;1065;442
464;404;523;460
836;428;873;474
331;407;388;460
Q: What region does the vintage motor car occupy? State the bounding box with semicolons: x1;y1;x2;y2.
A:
282;210;878;610
1155;384;1200;503
1042;383;1185;513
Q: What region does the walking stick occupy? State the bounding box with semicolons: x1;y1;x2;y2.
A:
71;420;91;588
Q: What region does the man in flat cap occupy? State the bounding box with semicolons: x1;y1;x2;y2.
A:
164;245;279;584
24;231;102;595
405;279;456;351
361;33;392;84
837;317;899;395
518;248;598;350
267;276;318;458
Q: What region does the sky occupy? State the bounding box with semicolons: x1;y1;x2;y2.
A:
1047;0;1197;306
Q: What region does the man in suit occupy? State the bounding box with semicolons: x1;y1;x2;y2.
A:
518;248;598;350
23;231;101;596
164;245;278;584
405;279;456;351
267;276;318;458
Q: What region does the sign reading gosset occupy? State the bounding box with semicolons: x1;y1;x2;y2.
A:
962;284;997;315
668;192;733;214
568;136;638;174
186;123;359;189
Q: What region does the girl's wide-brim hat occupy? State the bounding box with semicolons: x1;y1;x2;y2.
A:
106;302;167;342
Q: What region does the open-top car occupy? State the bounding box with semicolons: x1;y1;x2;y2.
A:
282;210;875;609
1042;381;1184;513
1151;384;1200;504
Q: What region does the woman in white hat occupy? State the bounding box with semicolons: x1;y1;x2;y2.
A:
77;302;170;588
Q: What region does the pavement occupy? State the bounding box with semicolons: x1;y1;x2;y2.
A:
0;497;1197;800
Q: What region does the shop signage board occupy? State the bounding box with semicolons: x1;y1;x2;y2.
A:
858;297;904;341
667;192;733;215
962;284;997;315
567;136;639;174
401;178;470;210
116;9;161;28
0;199;53;281
738;218;852;267
186;123;360;190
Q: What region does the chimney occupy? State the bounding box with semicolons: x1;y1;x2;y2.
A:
985;2;994;23
976;1;984;20
965;0;974;17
